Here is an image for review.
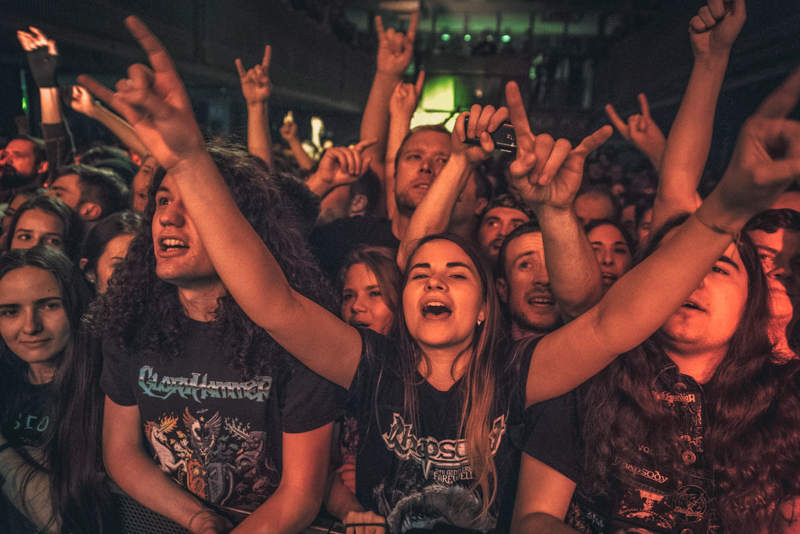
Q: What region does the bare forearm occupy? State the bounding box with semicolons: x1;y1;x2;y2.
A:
397;154;472;269
514;513;579;534
247;103;275;172
92;105;150;159
535;205;603;321
39;88;62;124
654;53;729;229
170;151;361;388
287;138;314;170
385;111;413;219
361;72;402;171
325;473;364;521
234;484;319;534
106;445;207;529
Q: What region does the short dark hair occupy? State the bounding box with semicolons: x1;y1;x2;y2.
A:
18;135;46;165
745;208;800;234
58;164;130;218
495;219;542;280
480;193;534;222
79;145;130;167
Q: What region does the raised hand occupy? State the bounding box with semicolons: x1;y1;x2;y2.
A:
507;81;612;210
308;139;376;194
389;71;425;120
17;27;58;88
375;12;418;77
280;120;298;142
689;0;746;58
68;85;99;116
77;16;206;172
605;93;666;170
236;45;272;106
706;65;800;227
451;104;509;166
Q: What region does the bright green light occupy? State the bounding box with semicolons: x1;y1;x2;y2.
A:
441;33;451;41
464;34;471;42
501;34;511;43
21;96;27;112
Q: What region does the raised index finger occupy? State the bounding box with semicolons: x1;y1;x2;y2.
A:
375;16;386;39
262;45;272;69
756;65;800;120
505;81;533;140
638;93;652;120
353;138;378;153
125;16;177;75
604;103;628;136
406;12;419;42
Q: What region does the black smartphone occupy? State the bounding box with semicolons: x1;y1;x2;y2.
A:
463;115;517;154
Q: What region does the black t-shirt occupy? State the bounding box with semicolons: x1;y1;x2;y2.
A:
309;216;399;279
347;329;530;533
522;386;582;484
0;357;51;448
101;318;343;515
566;350;721;534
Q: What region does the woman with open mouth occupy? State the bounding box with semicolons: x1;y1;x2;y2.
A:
88;16;800;534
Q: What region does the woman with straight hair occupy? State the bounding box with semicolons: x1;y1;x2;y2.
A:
0;245;109;533
339;245;402;336
6;195;83;261
81;16;800;533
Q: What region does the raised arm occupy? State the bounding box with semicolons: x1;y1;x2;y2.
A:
17;27;75;183
79;16;362;390
506;82;609;322
651;0;746;233
237;45;275;172
385;71;424;219
605;93;666;172
280;117;314;171
526;64;800;406
69;85;151;160
396;104;508;270
305;140;375;200
360;13;419;181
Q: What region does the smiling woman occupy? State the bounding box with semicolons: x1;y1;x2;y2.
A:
0;246;108;533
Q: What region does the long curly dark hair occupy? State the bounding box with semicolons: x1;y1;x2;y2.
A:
89;144;336;380
581;214;800;533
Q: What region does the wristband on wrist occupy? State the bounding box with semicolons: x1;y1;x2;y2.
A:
0;442;15;456
693;209;740;242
